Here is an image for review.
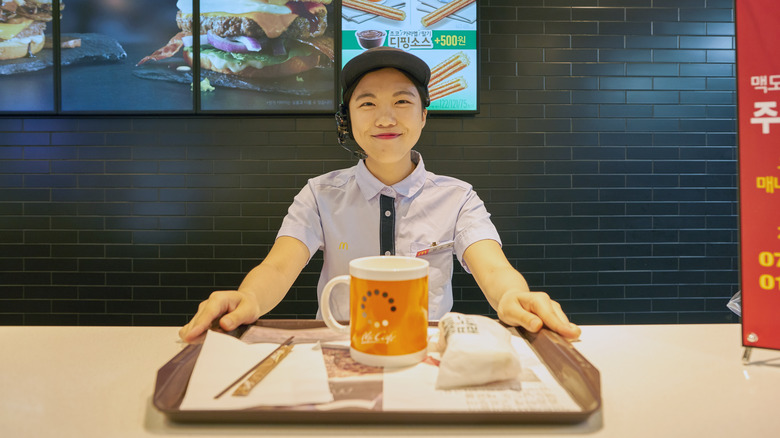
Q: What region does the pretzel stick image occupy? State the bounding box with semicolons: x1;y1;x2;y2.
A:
430;52;470;88
343;0;406;21
430;77;467;102
421;0;475;27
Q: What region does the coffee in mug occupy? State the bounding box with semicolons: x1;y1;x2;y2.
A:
320;256;429;367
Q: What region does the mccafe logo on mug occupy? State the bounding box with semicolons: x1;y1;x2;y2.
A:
321;256;429;367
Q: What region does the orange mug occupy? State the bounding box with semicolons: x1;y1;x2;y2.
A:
321;256;429;367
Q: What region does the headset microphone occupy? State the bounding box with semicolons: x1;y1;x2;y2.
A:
335;104;368;159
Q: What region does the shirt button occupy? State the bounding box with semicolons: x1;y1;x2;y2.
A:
384;210;392;217
384;251;392;256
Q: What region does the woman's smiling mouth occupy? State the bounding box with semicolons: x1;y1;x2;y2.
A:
373;133;402;139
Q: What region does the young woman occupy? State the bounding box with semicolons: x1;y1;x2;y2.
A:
179;48;581;343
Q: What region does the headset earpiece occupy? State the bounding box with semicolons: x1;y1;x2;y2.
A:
335;104;367;159
336;104;350;142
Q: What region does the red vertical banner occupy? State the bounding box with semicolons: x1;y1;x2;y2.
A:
737;0;780;350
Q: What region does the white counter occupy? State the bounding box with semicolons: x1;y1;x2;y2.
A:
1;324;778;437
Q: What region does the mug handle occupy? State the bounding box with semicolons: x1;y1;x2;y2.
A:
320;275;351;334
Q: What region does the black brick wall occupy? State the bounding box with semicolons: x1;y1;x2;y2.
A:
0;0;739;326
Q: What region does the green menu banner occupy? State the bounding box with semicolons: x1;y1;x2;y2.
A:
341;0;479;112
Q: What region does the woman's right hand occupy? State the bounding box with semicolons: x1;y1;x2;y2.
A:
178;290;261;343
178;236;310;343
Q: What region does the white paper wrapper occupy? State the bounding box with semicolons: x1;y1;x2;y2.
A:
434;312;522;389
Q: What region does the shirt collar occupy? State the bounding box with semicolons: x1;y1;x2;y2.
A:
356;151;427;200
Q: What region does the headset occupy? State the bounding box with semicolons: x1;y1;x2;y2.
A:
335;104;368;159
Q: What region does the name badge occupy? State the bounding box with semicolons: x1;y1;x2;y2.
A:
415;240;454;257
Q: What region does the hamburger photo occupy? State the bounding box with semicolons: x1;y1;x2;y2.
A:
138;0;334;80
0;0;57;61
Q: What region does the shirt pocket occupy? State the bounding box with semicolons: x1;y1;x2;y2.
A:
410;241;454;310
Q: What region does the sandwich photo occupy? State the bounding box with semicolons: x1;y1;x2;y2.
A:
138;0;334;80
0;1;129;80
0;0;57;61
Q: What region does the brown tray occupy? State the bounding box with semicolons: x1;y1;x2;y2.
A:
153;319;601;424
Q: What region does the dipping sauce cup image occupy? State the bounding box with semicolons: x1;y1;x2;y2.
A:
356;30;386;49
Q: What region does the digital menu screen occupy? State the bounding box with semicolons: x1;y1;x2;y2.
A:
341;0;478;113
60;0;193;112
0;0;56;113
193;0;337;112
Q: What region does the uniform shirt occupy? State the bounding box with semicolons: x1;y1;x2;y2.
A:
277;151;501;320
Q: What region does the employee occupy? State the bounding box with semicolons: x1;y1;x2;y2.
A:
179;47;581;342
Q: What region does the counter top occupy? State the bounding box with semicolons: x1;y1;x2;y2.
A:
1;324;777;437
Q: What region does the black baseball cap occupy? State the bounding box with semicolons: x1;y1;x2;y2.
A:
340;47;431;107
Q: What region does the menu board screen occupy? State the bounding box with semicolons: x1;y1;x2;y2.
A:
341;0;478;113
0;0;56;113
194;0;337;112
60;0;193;112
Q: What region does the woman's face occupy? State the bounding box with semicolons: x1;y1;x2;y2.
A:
348;68;427;167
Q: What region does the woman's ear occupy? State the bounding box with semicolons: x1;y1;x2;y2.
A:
421;108;428;128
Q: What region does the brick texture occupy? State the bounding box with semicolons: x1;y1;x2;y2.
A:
0;0;739;326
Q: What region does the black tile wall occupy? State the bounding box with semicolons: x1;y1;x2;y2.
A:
0;0;739;326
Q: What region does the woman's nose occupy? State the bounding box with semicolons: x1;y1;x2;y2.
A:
375;106;397;126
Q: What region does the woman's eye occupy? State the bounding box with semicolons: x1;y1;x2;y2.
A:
359;101;375;107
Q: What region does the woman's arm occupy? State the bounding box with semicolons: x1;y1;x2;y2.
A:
178;236;311;343
463;239;581;340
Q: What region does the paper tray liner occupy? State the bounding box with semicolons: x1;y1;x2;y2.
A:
153;319;600;424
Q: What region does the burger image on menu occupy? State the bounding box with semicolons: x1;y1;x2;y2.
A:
138;0;334;80
0;0;56;60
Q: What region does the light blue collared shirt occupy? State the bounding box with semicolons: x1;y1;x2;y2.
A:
277;151;501;320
